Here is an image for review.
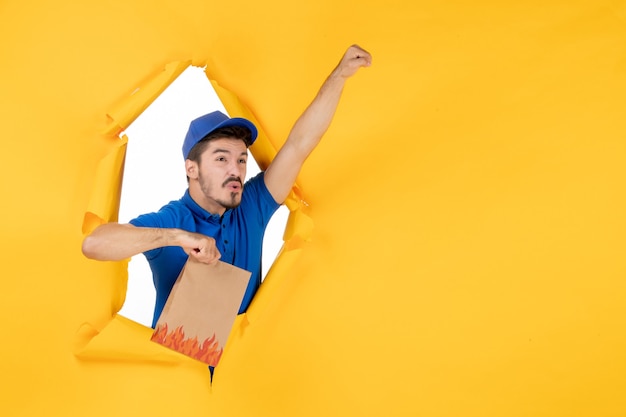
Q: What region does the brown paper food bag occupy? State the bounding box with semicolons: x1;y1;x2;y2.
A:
150;259;251;366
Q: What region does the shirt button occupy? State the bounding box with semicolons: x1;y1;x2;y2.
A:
224;240;229;245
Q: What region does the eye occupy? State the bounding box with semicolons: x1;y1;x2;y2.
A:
239;158;247;164
216;156;226;162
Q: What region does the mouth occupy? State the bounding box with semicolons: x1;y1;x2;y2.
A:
224;178;243;192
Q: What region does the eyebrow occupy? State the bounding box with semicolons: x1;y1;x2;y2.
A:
212;148;248;157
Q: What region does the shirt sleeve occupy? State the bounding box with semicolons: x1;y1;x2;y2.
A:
243;172;281;226
129;203;183;260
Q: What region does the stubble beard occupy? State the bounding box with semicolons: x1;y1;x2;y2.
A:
199;174;243;210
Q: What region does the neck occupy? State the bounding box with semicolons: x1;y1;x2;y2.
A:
189;185;226;216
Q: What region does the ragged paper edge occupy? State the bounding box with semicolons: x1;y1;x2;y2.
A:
76;62;313;363
74;314;204;366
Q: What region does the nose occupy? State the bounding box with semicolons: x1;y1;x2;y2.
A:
228;159;244;179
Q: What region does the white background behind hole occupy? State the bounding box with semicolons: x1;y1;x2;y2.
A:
118;66;288;327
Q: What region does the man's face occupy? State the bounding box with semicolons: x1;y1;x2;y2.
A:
189;137;248;214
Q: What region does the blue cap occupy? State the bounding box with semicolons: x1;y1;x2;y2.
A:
182;111;258;159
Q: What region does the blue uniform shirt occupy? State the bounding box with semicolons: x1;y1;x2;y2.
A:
130;172;280;328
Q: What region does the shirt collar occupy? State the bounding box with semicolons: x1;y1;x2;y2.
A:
181;189;229;222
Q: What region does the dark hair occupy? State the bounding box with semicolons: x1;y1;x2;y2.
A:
186;126;253;163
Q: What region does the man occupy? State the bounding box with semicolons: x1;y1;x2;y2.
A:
82;44;372;328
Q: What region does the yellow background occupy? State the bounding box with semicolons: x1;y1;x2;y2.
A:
1;1;625;416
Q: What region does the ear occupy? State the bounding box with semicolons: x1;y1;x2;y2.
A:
185;159;199;180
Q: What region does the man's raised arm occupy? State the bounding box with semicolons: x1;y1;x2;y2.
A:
264;44;372;204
